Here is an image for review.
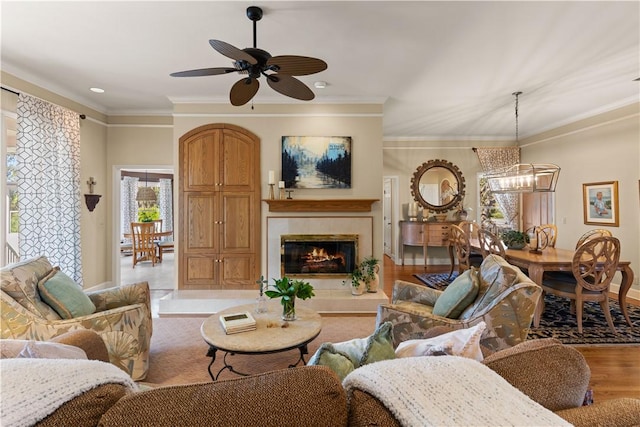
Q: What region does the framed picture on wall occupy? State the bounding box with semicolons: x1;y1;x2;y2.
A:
583;181;619;227
281;136;352;189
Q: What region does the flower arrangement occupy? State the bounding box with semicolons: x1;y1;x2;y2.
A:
265;276;315;321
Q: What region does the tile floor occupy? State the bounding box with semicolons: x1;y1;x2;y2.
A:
120;252;174;317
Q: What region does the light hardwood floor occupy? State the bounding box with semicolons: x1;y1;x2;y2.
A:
381;255;640;402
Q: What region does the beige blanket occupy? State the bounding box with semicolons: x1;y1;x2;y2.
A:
343;356;572;427
0;358;137;427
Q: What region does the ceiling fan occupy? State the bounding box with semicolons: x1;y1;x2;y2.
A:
170;6;327;106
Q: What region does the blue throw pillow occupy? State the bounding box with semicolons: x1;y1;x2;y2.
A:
37;270;96;319
432;268;480;318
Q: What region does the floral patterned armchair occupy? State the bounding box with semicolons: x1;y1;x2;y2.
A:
1;256;152;380
376;255;542;353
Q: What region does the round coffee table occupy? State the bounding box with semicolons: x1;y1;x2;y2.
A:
200;302;322;380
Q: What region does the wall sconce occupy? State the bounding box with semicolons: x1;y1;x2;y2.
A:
84;176;101;212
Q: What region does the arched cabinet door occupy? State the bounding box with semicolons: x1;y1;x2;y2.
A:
179;124;261;290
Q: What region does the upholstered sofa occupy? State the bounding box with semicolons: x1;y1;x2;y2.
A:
0;256;152;380
2;330;639;426
377;254;542;353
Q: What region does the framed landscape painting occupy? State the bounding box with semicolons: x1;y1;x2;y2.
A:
281;136;352;189
583;181;619;227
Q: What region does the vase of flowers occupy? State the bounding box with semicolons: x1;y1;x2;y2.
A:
265;276;315;321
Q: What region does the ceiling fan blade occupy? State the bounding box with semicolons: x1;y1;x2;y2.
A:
170;67;236;77
230;78;260;106
267;56;328;76
267;74;315;101
209;40;257;65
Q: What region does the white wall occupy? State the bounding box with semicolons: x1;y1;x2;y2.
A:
522;103;640;294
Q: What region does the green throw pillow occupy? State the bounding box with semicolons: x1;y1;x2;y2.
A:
432;268;480;318
37;270;96;319
308;321;396;381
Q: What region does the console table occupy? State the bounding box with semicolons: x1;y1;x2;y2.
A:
399;221;455;270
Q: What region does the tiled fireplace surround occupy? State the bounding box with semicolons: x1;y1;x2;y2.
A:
159;216;388;316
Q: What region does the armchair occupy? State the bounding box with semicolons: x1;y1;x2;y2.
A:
377;255;542;353
1;256;152;380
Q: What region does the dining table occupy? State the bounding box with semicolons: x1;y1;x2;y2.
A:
470;241;634;327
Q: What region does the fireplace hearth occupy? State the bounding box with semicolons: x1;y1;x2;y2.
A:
281;234;358;276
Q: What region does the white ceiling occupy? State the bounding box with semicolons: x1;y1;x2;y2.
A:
2;1;638;139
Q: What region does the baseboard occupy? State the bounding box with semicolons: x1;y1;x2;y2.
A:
84;281;113;292
610;282;640;304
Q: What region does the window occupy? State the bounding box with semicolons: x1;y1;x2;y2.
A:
478;175;508;232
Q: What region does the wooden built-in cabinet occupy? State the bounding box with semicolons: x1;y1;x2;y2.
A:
179;124;260;290
399;221;456;268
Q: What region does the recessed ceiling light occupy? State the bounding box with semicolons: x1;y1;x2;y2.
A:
314;81;327;89
90;87;105;93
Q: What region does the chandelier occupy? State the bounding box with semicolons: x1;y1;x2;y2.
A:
136;171;157;207
483;92;560;193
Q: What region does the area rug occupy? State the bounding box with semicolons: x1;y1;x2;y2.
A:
143;315;377;387
413;273;640;345
527;294;640;344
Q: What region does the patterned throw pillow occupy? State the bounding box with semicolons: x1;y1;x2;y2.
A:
308;321;396;380
37;270;96;319
1;261;61;321
395;321;486;362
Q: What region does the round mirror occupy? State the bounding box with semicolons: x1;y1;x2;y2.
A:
410;159;466;213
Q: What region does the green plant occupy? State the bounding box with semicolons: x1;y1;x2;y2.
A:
138;207;160;222
265;277;315;304
265;277;315;320
501;230;529;248
360;256;380;283
343;267;365;288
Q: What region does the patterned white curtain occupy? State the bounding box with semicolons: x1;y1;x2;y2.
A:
475;147;520;229
16;94;82;282
158;178;173;238
121;176;139;241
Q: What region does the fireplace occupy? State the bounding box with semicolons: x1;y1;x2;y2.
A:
281;234;358;277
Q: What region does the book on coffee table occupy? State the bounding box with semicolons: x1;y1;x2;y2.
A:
219;311;257;334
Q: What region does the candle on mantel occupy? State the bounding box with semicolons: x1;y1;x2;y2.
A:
278;181;285;189
268;170;275;185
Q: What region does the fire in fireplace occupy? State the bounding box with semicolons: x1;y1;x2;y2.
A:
281;234;358;276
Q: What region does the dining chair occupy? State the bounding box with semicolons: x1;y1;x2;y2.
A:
540;236;620;334
131;222;157;268
450;224;482;274
575;229;612;249
539;224;558;248
153;219;163;234
477;228;505;258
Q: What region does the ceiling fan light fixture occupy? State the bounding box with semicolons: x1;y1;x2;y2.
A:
314;81;327;89
170;6;327;106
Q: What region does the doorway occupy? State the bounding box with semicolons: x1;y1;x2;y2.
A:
112;166;175;293
383;176;399;261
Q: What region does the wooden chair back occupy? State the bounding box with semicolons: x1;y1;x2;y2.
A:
477;228;505;258
450;224;472;273
575;229;612;249
131;222;157;268
153;219;163;233
539;224;558;248
573;236;620;293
